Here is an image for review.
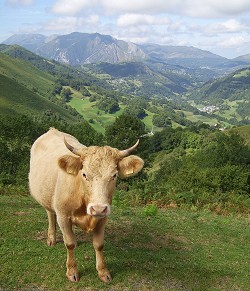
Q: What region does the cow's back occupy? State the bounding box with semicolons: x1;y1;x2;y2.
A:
29;128;84;210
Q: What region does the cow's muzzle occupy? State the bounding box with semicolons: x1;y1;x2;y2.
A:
87;204;110;217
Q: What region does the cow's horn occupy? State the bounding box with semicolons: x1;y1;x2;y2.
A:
119;139;140;157
64;138;81;156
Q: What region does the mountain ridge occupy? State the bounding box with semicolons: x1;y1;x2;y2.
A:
3;32;249;73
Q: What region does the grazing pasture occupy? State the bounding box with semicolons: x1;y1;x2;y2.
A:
0;194;249;290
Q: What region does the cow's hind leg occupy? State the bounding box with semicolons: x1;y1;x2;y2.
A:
46;210;56;246
57;216;79;282
93;220;112;283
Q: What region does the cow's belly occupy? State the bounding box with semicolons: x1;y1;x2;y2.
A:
29;166;58;211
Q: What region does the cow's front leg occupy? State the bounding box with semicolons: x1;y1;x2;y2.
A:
46;210;56;246
93;219;112;283
57;215;79;282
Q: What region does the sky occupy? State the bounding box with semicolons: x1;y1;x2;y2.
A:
1;0;250;59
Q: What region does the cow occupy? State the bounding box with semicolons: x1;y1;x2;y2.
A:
29;128;144;283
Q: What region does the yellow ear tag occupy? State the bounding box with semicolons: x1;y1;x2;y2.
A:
126;169;134;175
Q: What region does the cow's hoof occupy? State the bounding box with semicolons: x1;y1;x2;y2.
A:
98;271;112;283
66;272;80;282
47;239;56;246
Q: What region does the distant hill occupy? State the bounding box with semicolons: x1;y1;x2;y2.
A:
83;61;192;97
140;43;245;71
3;32;249;75
186;67;250;125
188;67;250;103
2;33;50;51
233;54;250;64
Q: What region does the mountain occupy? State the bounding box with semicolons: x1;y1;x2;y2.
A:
233;54;250;64
140;43;245;71
2;34;56;51
3;32;249;74
3;32;146;65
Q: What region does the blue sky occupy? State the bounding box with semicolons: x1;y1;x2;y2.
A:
1;0;250;58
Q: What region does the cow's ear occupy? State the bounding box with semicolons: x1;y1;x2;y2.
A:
58;155;83;175
118;155;144;179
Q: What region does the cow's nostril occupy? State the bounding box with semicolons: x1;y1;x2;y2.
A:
90;205;108;216
90;206;96;215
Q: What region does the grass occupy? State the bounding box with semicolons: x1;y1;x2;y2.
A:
0;52;55;97
0;75;78;122
182;110;218;125
68;93;156;133
1;194;250;290
233;69;250;78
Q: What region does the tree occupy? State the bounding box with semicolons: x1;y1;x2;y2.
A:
124;105;147;119
152;113;171;127
105;114;146;149
96;97;120;114
60;88;72;102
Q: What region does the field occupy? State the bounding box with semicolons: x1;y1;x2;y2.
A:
68;90;126;133
1;194;250;290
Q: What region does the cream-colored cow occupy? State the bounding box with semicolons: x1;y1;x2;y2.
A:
29;128;144;283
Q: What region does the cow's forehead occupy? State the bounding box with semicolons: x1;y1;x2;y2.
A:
81;146;120;175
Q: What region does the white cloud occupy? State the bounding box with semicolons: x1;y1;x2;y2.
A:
205;19;248;35
103;0;250;18
3;0;250;58
117;14;170;27
51;0;96;16
44;15;100;33
50;0;250;18
49;0;250;18
219;36;247;48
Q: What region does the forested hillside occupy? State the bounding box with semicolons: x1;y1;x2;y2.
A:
0;113;249;214
0;45;249;215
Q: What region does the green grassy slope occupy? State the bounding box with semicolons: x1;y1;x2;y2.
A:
0;74;77;121
0;52;55;98
0;53;79;121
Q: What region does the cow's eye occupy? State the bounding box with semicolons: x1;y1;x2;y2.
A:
83;173;87;179
112;173;118;180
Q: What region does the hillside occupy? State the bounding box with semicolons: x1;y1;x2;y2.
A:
188;67;250;102
186;67;250;125
230;124;250;146
233;54;250;63
0;45;248;131
0;44;58;73
0;53;79;121
0;52;55;98
82;62;191;97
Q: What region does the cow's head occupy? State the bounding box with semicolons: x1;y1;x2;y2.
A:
58;139;144;217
